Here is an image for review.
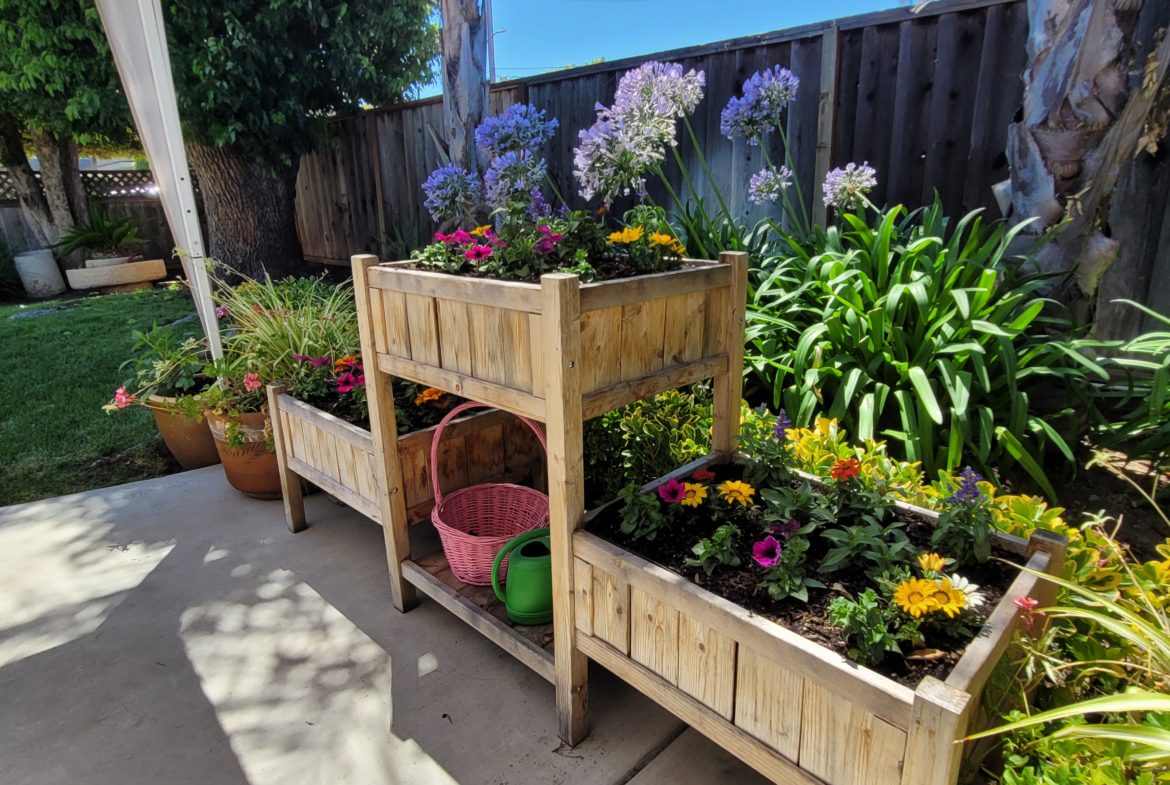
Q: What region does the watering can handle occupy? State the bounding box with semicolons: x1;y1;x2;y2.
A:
491;527;551;605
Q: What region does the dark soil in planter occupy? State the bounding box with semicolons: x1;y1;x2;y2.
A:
403;256;684;284
587;463;1017;688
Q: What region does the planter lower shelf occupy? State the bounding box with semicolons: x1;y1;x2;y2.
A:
267;388;544;532
572;509;1066;785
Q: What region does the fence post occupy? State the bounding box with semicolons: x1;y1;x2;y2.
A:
812;24;840;229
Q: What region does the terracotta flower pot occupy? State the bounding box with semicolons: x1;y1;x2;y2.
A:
147;395;220;470
206;411;282;499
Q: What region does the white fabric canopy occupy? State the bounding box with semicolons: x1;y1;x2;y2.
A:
94;0;221;357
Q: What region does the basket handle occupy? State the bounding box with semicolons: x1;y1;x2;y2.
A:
429;400;547;507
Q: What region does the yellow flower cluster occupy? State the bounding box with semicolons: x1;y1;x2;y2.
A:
717;480;755;507
894;577;967;619
681;482;707;507
607;226;645;244
649;231;687;256
469;224;492;237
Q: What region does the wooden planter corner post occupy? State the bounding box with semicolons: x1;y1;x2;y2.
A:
354;253;418;613
266;383;306;533
712;251;749;456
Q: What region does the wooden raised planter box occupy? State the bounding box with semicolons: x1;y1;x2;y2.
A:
266;388;543;532
573;460;1067;785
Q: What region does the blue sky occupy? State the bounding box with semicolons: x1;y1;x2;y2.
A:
418;0;907;95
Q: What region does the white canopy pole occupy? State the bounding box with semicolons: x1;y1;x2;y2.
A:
94;0;222;358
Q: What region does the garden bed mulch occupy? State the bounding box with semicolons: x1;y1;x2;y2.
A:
587;463;1015;688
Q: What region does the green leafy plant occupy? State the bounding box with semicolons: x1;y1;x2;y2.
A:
54;210;144;258
686;523;742;576
932;467;995;567
746;198;1107;497
616;483;669;541
828;589;919;667
820;521;913;577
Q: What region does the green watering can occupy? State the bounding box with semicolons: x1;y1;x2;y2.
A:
491;528;553;625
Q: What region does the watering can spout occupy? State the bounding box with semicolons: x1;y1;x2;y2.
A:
491;528;553;625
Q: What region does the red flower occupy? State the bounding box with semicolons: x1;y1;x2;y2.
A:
243;373;262;391
336;372;364;394
657;478;685;504
830;458;861;482
691;470;716;481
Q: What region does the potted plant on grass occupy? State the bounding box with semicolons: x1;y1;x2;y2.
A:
105;323;219;470
54;211;145;268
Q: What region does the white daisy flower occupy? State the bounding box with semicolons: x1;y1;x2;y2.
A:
948;573;986;609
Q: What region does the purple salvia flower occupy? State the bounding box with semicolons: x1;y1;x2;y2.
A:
422;164;481;222
948;467;984;504
822;162;878;211
772;409;792;441
748;166;792;205
721;65;799;143
474;104;559;158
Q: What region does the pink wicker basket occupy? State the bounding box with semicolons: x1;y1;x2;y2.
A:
430;401;549;586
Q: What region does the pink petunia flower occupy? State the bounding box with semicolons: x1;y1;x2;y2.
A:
243;373;262;391
465;244;493;262
657;478;685;504
113;387;135;409
451;229;475;244
336;372;359;394
751;535;783;569
309;356;331;368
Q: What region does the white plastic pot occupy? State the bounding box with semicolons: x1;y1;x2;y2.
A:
13;250;66;298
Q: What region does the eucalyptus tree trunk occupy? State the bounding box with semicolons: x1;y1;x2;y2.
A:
439;0;489;173
0;114;55;248
997;0;1170;304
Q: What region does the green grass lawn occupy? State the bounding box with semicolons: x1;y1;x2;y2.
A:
0;288;200;506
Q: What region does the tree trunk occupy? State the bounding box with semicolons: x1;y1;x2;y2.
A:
187;142;309;280
440;0;489;173
999;0;1170;306
0;115;58;249
29;129;90;266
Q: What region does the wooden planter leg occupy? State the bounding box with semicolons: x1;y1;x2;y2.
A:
267;383;307;533
901;676;973;785
543;273;589;745
712;252;748;457
354;254;418;613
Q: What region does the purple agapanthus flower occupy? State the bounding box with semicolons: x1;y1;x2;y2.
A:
526;187;553;221
772;409;792;441
822;162;878;211
484;150;547;210
948;467;984;504
721;65;799;143
752;535;783;569
748;166;792;205
422;164;481;222
474;104;559;158
573;61;705;203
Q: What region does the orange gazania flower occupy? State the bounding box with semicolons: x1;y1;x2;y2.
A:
334;355;359;372
414;387;446;406
830;458;861;482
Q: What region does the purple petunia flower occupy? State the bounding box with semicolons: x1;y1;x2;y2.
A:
422;164;481;222
752;535;783;569
772;409;792;441
721;65;799;143
770;517;801;540
292;353;310;363
533;224;564;255
948;467;985;504
309;356;331;368
822;162;878;211
474;104;559;159
748;166;792;205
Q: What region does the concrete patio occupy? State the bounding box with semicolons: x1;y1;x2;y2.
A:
0;468;767;785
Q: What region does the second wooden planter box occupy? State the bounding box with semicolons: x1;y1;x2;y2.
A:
573;461;1067;785
266;387;544;532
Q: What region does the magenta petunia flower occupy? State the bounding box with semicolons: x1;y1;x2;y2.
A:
657;478;685;504
336;372;358;394
292;353;310;362
309;356;331;368
751;535;782;568
451;229;475;244
465;244;493;261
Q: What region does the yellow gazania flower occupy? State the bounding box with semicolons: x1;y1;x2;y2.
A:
893;578;938;619
680;483;708;508
414;387;446;406
469;224;492;237
917;552;946;574
716;480;756;507
648;232;687;256
607;226;645;244
926;578;967;618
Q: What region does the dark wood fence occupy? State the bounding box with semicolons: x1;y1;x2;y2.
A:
293;0;1031;264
